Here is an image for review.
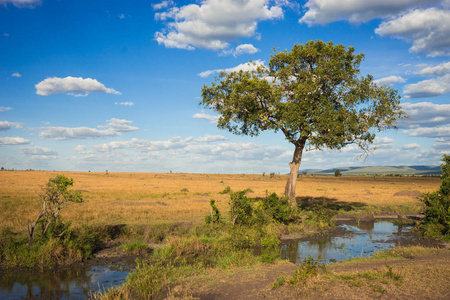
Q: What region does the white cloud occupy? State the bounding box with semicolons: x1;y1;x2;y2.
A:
0;107;12;112
375;7;450;57
119;14;125;19
433;140;450;150
402;143;421;150
299;0;438;25
94;135;229;153
154;0;285;51
373;75;406;86
11;72;21;77
20;146;57;160
373;136;395;149
231;44;260;56
198;59;265;77
403;74;450;98
403;126;450;138
416;61;450;76
0;120;22;131
400;102;450;128
152;0;174;10
0;0;41;8
115;101;135;106
35;76;121;96
192;111;219;123
40;118;138;140
0;137;30;146
74;145;93;154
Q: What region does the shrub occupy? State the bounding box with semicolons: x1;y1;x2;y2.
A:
27;175;82;245
420;154;450;238
229;190;254;225
205;199;221;224
334;169;342;177
260;192;295;224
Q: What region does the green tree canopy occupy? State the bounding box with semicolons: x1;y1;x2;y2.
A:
201;40;405;202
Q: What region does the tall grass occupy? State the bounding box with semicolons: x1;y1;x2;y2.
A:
0;171;440;232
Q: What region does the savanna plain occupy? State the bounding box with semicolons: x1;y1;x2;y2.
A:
0;171;449;299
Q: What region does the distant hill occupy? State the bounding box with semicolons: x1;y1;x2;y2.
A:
300;165;442;176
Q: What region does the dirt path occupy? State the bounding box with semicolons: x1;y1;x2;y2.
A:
186;249;450;300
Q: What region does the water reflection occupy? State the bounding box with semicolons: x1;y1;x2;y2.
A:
0;263;130;300
281;220;440;264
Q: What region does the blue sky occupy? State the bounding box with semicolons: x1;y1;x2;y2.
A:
0;0;449;173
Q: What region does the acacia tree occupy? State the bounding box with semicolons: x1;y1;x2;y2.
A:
201;41;405;203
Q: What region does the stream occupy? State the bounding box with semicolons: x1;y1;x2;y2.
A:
0;220;444;299
281;220;443;264
0;262;132;300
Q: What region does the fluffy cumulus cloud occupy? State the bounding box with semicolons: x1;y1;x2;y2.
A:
0;120;22;131
404;62;450;97
400;102;450;128
11;72;21;77
402;126;450;138
416;61;450;76
184;142;292;164
154;0;285;51
299;0;438;25
192;110;219;123
35;76;121;96
373;75;406;86
20;146;57;160
221;43;260;56
0;137;30;146
375;7;450;57
403;74;450;98
198;59;265;77
0;0;41;8
372;137;395;149
94;135;229;153
40;118;138;140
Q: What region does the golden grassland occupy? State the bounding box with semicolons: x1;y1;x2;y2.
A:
0;171;441;232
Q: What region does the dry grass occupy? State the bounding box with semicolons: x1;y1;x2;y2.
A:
0;171;441;232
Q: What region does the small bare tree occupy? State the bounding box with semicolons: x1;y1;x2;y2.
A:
27;175;82;246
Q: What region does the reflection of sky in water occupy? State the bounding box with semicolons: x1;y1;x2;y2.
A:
0;265;130;300
281;221;415;264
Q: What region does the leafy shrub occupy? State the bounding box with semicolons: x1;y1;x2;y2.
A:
27;175;82;245
420;154;450;239
260;192;296;224
205;199;221;224
229;190;254;225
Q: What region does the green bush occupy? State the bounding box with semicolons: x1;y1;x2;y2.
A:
260;192;296;224
205;199;221;224
229;190;254;225
420;154;450;238
0;224;116;269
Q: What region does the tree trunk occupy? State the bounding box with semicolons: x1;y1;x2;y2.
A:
27;210;45;246
285;141;305;205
